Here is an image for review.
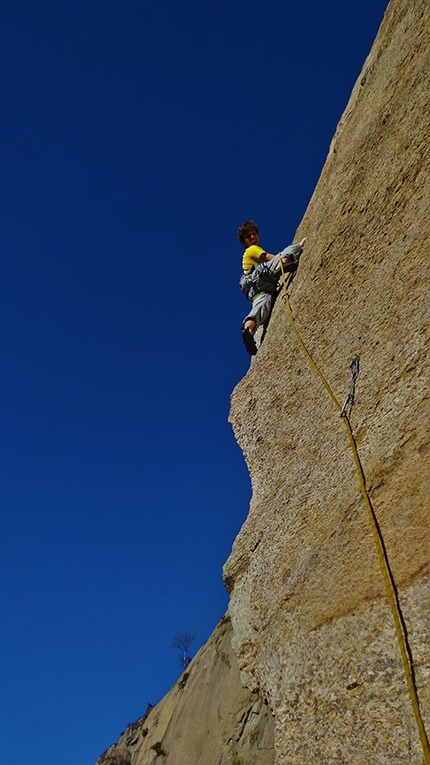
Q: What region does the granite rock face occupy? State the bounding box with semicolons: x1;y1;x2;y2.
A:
223;0;429;762
96;615;274;765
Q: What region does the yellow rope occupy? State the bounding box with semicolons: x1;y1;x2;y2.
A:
278;257;430;763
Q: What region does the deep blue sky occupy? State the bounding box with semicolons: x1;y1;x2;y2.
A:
0;1;388;763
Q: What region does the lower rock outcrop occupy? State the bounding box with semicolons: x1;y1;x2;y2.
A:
96;615;274;765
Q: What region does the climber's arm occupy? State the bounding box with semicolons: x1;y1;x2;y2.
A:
258;251;276;263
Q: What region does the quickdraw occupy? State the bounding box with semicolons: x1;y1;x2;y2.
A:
340;354;360;416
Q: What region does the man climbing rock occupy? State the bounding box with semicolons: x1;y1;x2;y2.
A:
238;220;306;355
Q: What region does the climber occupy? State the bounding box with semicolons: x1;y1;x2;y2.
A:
238;220;307;355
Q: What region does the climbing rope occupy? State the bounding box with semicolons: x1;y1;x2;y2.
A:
277;256;430;763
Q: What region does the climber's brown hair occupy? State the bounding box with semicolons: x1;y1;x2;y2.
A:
237;220;259;247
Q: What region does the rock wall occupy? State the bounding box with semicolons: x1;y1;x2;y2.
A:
223;0;430;763
96;615;274;765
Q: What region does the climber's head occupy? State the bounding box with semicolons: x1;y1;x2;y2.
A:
237;220;260;248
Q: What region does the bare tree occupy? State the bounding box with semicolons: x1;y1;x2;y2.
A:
171;631;196;670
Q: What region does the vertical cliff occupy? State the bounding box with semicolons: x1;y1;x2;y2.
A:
223;0;429;763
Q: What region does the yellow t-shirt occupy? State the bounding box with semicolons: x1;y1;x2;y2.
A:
242;244;265;274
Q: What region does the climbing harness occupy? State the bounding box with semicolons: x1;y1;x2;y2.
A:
239;263;280;302
277;257;430;764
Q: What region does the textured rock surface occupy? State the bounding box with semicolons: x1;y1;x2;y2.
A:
223;0;429;763
95;615;274;765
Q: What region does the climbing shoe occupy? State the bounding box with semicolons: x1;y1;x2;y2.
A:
241;327;257;355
